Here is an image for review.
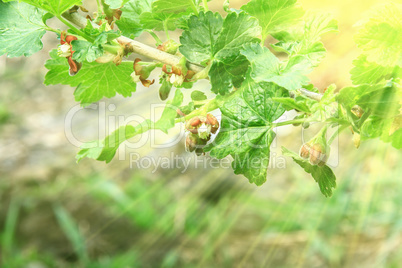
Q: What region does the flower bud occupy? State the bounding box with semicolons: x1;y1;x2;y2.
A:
299;143;311;159
351;105;364;118
185;114;220;138
170;73;184;87
58;43;72;57
157;40;179;55
185;133;210;155
309;143;330;166
206;114;219;134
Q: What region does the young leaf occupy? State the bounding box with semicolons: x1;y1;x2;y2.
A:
241;0;304;41
44;50;136;105
271;11;338;68
77;89;183;162
241;43;311;91
204;75;286;185
115;0;153;38
282;147;336;197
15;0;82;16
179;11;261;95
0;1;47;57
354;3;402;67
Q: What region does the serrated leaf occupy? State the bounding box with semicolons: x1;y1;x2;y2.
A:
140;11;181;31
180;11;261;95
71;40;104;62
241;0;304;41
209;55;249;95
179;11;223;64
204;75;285;185
0;1;47;57
282;147;336;197
350;55;401;85
354;3;402;67
360;116;402;149
77;89;183;162
115;0;153;38
44;49;136;105
241;43;311;91
17;0;82;16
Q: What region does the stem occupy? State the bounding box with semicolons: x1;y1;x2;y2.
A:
103;44;120;55
273;118;315;128
146;30;163;46
45;27;62;34
96;0;103;14
328;124;348;145
202;0;209;11
299;88;323;101
163;20;170;40
60;12;325;102
175;98;221;123
57;15;94;42
190;0;199;15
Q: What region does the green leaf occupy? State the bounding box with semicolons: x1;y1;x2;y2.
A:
0;1;47;57
354;3;402;67
209;55;249;95
17;0;82;16
241;43;311;91
350;55;401;85
360;116;402;149
77;89;183;162
140;11;182;31
104;0;130;9
44;49;136;105
179;11;223;64
190;90;207;101
282;147;336;197
271;97;311;113
337;82;401;118
204;75;285;185
115;0;153;38
70;22;120;63
152;0;197;13
241;0;304;41
71;40;104;63
77;121;152;163
179;11;261;95
155;89;183;133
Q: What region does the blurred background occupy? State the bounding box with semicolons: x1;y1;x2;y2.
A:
1;0;401;267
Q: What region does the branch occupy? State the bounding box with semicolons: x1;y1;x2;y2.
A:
61;12;323;101
299;88;323;101
61;12;204;73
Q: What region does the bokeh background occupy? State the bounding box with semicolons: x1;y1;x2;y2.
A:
1;0;402;267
